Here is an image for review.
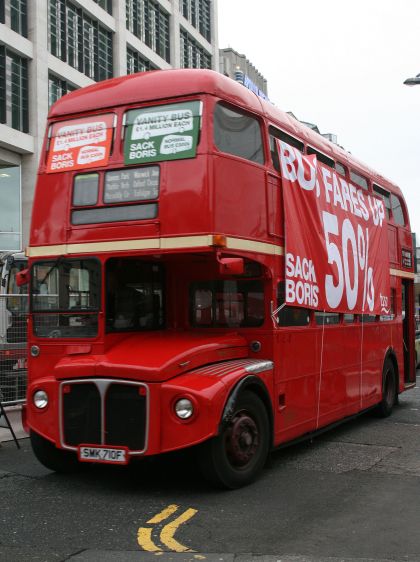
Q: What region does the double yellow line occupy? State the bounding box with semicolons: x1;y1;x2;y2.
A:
137;504;198;553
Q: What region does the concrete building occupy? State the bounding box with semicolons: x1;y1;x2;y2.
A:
0;0;219;250
219;47;268;100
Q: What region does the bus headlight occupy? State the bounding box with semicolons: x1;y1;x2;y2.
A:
174;398;194;420
33;390;49;409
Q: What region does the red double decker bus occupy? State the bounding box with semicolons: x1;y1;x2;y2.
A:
24;69;415;488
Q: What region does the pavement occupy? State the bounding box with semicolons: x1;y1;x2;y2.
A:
0;404;27;443
2;382;420;562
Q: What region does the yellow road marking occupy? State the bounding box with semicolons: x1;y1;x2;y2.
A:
160;507;198;552
147;504;179;524
137;504;198;553
137;527;161;552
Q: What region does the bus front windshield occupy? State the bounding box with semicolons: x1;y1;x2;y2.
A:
105;258;164;332
31;259;100;338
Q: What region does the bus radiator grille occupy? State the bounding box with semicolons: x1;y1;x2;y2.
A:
62;380;147;451
63;382;101;446
105;384;146;450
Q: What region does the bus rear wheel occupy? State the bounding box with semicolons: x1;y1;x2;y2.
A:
198;391;269;489
376;359;397;418
30;431;81;473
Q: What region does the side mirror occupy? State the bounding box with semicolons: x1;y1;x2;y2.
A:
15;268;29;287
218;257;244;276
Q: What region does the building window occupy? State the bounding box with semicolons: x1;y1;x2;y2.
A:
10;0;27;36
126;0;170;62
0;166;22;251
180;28;211;69
180;0;211;42
48;73;77;107
1;0;27;36
93;0;112;14
48;0;113;81
127;48;156;74
0;46;29;133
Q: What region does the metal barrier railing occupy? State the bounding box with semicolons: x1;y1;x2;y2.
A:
0;294;28;406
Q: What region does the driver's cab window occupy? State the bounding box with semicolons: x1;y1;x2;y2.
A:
7;261;28;313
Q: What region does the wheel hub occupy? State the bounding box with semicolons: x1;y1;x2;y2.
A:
226;412;259;467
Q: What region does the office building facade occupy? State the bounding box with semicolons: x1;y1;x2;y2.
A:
220;47;268;100
0;0;219;249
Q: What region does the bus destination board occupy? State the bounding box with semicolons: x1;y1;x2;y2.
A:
104;166;160;203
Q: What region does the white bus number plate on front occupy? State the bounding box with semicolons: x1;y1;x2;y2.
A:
78;445;128;464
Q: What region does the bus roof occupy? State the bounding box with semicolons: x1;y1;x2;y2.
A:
49;69;263;118
48;68;402;197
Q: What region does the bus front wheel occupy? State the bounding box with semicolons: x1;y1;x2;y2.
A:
197;390;269;489
376;359;397;418
30;431;81;473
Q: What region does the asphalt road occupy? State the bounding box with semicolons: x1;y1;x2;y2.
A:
1;377;420;562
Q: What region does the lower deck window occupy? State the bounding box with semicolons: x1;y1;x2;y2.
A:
315;311;340;325
361;314;377;323
277;282;309;326
191;280;264;328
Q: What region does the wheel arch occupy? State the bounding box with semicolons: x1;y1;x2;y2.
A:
219;375;274;448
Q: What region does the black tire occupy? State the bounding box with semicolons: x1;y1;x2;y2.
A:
30;430;81;473
376;359;397;418
197;390;270;489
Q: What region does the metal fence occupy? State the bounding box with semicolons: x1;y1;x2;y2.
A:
0;294;28;406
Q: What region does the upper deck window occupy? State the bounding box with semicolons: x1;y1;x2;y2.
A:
350;169;369;190
307;147;335;169
269;126;303;172
373;184;391;219
335;162;347;177
213;103;264;164
124;100;202;166
390;193;405;226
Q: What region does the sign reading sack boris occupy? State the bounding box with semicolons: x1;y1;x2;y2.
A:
124;101;202;165
278;140;391;315
46;114;114;173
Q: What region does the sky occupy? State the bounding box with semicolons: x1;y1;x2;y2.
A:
217;0;420;237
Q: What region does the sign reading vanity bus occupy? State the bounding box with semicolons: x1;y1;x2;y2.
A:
278;140;391;315
46;114;114;173
124;101;202;165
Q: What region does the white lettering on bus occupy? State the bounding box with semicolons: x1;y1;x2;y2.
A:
286;253;319;307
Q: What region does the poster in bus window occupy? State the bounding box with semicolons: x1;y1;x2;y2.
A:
277;139;391;316
124;101;202;165
46;114;114;174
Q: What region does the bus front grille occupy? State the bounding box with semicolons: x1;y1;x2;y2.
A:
61;379;148;453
